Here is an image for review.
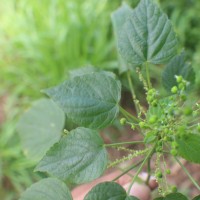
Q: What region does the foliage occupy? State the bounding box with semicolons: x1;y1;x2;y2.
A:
17;0;200;199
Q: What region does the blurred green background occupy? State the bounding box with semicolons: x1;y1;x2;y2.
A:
0;0;199;199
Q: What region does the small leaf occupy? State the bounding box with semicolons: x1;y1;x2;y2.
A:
154;193;188;200
164;193;188;200
118;0;178;65
44;72;121;129
19;178;72;200
193;195;200;200
144;132;157;144
162;52;195;91
176;134;200;163
35;127;108;184
84;182;139;200
16;99;65;160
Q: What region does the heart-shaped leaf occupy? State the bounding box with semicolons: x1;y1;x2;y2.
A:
35;127;108;184
16;99;65;160
19;178;72;200
118;0;178;65
176;134;200;163
44;72;121;129
84;182;139;200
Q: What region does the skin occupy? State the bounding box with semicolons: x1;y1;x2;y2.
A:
72;171;157;200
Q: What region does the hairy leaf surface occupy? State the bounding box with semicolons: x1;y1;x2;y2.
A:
44;72;121;129
176;134;200;163
35;127;108;184
17;99;65;160
84;182;139;200
118;0;178;65
162;52;195;91
19;178;72;200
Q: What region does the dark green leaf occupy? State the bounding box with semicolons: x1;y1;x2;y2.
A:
176;134;200;163
118;0;178;65
84;182;139;200
35;127;108;184
16;99;65;160
162;52;195;91
193;195;200;200
19;178;72;200
44;72;121;129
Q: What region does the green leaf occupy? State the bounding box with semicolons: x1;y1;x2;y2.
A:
162;52;195;91
164;193;188;200
44;72;121;129
118;0;178;65
176;134;200;163
16;99;65;160
19;178;72;200
154;193;188;200
84;182;139;200
35;127;108;184
193;195;200;200
111;3;134;73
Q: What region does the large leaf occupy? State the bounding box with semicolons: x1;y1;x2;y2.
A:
118;0;178;65
176;134;200;163
17;99;65;160
44;72;121;129
19;178;72;200
112;3;133;73
84;182;139;200
162;52;195;91
154;193;188;200
35;127;108;184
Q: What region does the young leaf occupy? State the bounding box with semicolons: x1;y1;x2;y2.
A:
84;182;139;200
35;127;108;184
44;72;121;129
164;193;188;200
162;52;195;91
19;178;72;200
16;99;65;160
118;0;178;65
176;134;200;163
154;193;188;200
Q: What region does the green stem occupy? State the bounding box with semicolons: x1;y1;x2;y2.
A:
145;158;151;185
127;145;156;194
112;160;143;182
127;71;140;114
145;62;151;89
104;141;144;148
119;106;139;122
174;156;200;191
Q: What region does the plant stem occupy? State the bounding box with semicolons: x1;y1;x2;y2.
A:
127;145;156;194
104;141;144;148
127;71;140;114
112;160;143;182
145;62;151;89
174;156;200;191
119;106;139;122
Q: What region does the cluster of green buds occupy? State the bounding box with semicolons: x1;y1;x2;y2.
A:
146;88;158;106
